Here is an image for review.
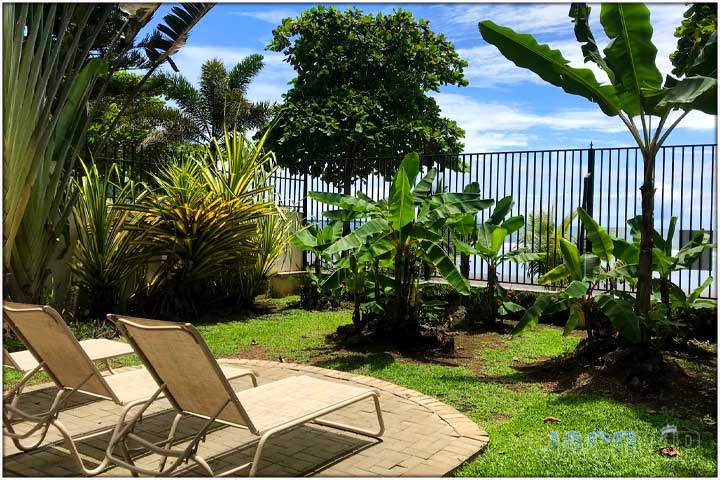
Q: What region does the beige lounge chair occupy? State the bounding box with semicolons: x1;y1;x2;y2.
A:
4;336;134;377
2;302;258;475
107;315;384;477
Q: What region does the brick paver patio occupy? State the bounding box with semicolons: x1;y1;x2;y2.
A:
3;359;488;476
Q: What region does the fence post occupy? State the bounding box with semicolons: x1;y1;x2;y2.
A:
301;172;309;271
580;142;595;252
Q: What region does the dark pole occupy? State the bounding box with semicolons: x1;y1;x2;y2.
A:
580;142;595;253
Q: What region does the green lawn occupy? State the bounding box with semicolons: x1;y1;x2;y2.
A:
3;298;717;476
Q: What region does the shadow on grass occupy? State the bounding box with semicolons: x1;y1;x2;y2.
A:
313;352;396;373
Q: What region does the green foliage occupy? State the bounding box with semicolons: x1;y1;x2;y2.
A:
70;161;144;318
479;3;717;317
264;6;469;185
670;4;717;77
454;196;543;324
236;212;297;308
126;129;277;317
86;72;198;149
159;56;272;144
514;208;641;343
3;3;211;305
522;210;577;277
296;152;492;338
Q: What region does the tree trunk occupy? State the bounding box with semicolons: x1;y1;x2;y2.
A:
460;253;470;279
636;149;655;317
342;157;352;237
350;256;363;332
487;264;497;324
659;276;672;321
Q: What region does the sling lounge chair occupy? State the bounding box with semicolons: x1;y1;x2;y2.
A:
2;303;258;476
107;314;384;477
4;337;135;377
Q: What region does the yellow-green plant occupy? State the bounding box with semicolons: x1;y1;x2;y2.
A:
70;160;144;318
127;128;278;317
237;211;298;307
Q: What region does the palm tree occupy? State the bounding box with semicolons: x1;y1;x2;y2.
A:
159;56;272;144
522;210;577;278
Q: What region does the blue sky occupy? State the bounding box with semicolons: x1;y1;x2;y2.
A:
155;2;717;153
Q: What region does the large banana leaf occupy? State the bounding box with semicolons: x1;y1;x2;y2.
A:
564;302;585;336
388;164;415;230
577;207;613;261
595;295;641;343
309;191;377;212
538;263;570;284
478;20;620;116
325;219;389;256
559;238;582;280
512;294;554;335
489;195;514;225
412;168;437;203
419;240;470;295
569;3;614;82
657;76;717;115
600;3;662;115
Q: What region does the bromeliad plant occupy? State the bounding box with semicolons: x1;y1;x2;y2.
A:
127;128;277;317
479;3;717;317
513;208;643;344
454;196;544;324
3;3;212;303
304;152;493;339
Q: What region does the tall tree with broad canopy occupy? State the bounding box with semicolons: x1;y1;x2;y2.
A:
479;3;717;318
264;6;469;190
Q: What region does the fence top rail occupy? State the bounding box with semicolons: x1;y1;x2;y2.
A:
92;143;717;164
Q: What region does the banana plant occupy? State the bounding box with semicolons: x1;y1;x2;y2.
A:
307;152;493;336
668;276;716;313
616;215;715;316
454;196;544;324
642;217;713;310
513;208;642;343
479;3;717;317
291;221;344;307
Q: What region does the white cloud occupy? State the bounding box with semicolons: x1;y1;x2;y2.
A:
231;9;295;25
433;3;575;40
449;3;694;90
164;45;294;103
433;92;716;152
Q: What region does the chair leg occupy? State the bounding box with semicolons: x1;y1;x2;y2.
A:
158;413;183;472
313;393;385;437
104;358;117;375
249;431;273;477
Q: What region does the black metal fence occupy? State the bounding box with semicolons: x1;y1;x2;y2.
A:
86;142;717;299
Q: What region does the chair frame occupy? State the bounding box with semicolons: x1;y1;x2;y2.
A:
107;317;384;477
2;304;258;476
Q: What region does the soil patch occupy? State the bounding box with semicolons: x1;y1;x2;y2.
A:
231;345;273;361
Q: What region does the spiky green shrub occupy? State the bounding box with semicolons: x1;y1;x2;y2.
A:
70;160;144;318
127;129;277;318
